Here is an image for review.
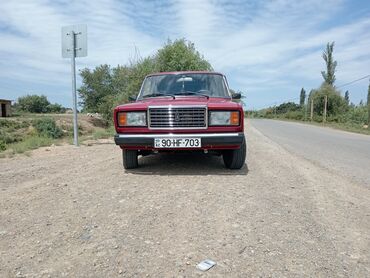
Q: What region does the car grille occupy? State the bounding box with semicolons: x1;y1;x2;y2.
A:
148;106;207;129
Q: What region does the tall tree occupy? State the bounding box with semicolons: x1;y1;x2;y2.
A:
344;90;350;105
321;42;337;86
155;39;212;72
299;88;306;107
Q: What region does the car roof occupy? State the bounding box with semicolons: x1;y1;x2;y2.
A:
146;71;225;78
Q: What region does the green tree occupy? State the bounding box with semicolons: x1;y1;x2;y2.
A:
344;90;350;105
311;83;347;121
155;39;212;72
78;64;114;114
299;88;306;107
321;42;337;86
275;102;300;114
47;103;66;113
17;94;50;113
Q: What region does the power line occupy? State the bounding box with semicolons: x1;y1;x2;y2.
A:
337;74;370;88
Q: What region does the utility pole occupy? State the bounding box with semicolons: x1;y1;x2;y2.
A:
323;95;328;123
310;98;314;121
304;96;307;121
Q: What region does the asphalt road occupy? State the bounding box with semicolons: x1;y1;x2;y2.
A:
251;119;370;186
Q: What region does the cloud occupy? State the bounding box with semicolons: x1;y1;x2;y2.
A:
0;0;369;108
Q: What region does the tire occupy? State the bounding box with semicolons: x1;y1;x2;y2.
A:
122;149;138;169
223;139;246;169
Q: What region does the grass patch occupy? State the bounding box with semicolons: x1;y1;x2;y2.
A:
0;114;115;157
92;126;115;140
319;122;370;135
10;136;54;154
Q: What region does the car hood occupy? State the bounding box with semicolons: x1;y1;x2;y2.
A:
115;97;242;111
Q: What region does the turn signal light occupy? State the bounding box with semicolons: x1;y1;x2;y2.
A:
118;112;127;126
230;111;239;125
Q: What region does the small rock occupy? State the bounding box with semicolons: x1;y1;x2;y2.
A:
186;261;190;265
118;270;123;274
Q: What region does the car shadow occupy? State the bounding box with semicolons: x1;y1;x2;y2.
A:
125;153;249;176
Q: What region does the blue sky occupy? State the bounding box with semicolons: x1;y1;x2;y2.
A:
0;0;369;110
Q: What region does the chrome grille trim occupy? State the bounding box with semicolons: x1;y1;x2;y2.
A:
148;105;208;130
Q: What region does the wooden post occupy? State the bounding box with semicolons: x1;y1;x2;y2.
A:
304;97;307;121
310;98;314;121
323;95;328;123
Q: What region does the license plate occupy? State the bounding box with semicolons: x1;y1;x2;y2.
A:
154;138;201;148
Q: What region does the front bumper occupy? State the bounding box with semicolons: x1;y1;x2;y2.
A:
114;132;245;150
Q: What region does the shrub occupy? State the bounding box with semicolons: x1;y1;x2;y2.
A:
309;84;347;118
285;110;305;120
47;103;66;113
0;140;6;151
33;118;63;138
343;106;368;125
17;95;50;113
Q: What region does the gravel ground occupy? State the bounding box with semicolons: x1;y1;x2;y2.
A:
0;122;369;277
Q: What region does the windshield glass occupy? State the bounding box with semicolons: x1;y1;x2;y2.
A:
139;73;230;98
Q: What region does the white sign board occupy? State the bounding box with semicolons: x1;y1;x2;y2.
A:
61;24;87;58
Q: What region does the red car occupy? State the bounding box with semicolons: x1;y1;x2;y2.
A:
114;71;246;169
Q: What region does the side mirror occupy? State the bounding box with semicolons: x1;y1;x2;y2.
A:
231;92;241;100
128;95;138;102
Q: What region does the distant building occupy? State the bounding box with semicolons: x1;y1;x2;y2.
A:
0;99;12;117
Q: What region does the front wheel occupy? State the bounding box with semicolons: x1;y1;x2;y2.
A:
122;149;138;169
223;139;246;169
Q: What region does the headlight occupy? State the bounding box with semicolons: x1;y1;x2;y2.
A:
117;111;146;126
209;111;239;126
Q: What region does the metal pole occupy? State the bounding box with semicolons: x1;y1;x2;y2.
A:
71;31;78;146
323;95;327;123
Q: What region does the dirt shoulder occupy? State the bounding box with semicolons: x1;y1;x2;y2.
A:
0;124;369;277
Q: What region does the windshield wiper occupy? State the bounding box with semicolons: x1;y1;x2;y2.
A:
142;93;175;99
176;91;209;99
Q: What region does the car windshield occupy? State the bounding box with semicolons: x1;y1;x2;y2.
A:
139;73;230;98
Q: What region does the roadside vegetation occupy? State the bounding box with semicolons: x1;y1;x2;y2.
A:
252;42;370;135
1;39;214;157
0;112;114;157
